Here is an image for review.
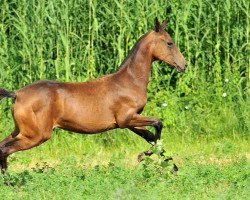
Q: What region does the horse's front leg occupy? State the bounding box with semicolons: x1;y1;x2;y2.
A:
128;127;155;161
127;114;163;161
128;114;163;142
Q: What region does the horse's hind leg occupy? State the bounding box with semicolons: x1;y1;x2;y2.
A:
0;148;7;173
0;135;15;173
129;127;155;161
0;128;19;173
0;130;51;173
0;110;52;173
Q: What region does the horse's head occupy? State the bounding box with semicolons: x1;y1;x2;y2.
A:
151;17;187;72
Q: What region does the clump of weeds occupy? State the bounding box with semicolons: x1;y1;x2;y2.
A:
140;140;178;179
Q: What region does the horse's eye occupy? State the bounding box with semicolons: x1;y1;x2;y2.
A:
167;42;173;46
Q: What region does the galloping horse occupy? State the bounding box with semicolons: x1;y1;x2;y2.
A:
0;18;187;172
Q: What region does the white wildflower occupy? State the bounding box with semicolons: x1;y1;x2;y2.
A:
225;79;229;83
157;140;162;146
222;92;227;97
185;105;189;110
162;103;168;107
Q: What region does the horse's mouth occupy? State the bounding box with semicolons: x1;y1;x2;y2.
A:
176;66;185;72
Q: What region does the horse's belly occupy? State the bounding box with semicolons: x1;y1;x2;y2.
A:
58;123;117;134
55;115;117;134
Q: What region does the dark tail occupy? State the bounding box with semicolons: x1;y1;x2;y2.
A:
0;88;16;101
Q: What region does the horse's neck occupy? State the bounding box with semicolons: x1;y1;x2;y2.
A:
115;36;153;91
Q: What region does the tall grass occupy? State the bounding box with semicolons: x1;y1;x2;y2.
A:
0;0;249;140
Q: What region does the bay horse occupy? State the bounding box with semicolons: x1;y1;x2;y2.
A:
0;17;187;173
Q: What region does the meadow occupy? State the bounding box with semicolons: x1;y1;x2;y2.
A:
0;0;249;199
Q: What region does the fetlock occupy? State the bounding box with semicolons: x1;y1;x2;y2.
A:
0;147;8;173
0;147;4;161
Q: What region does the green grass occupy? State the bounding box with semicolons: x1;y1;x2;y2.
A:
0;0;249;199
0;133;249;200
1;159;249;200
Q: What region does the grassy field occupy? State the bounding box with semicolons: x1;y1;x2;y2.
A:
0;100;249;199
0;131;249;199
0;0;249;199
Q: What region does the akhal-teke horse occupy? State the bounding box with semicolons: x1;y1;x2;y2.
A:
0;18;187;173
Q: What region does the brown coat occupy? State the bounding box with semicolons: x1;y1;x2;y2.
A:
0;18;186;172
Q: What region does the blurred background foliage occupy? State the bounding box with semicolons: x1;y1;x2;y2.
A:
0;0;249;141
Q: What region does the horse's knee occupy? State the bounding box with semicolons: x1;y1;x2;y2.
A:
153;119;162;132
152;119;163;141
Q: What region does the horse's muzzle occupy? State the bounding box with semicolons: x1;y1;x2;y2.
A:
176;64;187;72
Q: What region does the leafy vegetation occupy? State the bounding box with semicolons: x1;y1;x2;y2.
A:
0;0;249;199
0;136;249;199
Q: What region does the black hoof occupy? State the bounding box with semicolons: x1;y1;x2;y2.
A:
163;157;178;173
138;152;145;162
137;150;153;162
160;149;165;157
173;163;178;172
164;157;173;162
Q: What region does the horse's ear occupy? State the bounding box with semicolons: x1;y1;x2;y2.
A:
161;19;168;30
154;17;161;32
154;17;168;32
